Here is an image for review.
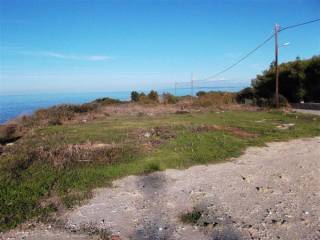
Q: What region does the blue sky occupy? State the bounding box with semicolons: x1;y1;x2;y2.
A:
0;0;319;94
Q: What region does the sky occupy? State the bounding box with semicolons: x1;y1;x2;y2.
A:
0;0;319;94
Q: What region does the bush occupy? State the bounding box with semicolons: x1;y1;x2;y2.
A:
131;91;140;102
48;117;62;126
196;91;206;97
148;90;159;102
93;97;121;105
131;90;159;103
268;94;288;108
193;91;236;107
236;87;255;103
0;124;19;144
257;95;288;108
162;93;177;104
180;208;202;224
34;103;97;124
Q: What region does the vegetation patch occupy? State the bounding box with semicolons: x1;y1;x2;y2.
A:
180;208;203;224
0;110;319;232
193;91;237;107
192;124;258;138
237;55;320;105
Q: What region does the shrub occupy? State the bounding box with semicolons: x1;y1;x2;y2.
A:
93;97;121;105
236;87;255;103
162;93;177;104
180;208;202;224
131;91;140;102
257;98;269;107
256;94;288;108
148;90;159;102
48;117;62;126
193;91;236;107
196;91;206;97
268;94;288;108
0;124;19;144
34;103;97;124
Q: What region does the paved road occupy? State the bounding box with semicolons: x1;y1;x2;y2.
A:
292;109;320;116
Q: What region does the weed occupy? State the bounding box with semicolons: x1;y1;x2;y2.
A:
143;161;161;173
180;208;202;224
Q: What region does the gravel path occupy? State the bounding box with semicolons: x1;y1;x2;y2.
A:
2;137;320;240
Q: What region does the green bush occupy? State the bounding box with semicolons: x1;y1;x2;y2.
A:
131;91;140;102
131;90;159;103
196;91;206;97
93;97;122;105
236;87;255;103
256;95;288;108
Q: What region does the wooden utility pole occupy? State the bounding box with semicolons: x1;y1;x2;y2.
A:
275;24;280;108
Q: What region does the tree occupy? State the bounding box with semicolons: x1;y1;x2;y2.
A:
251;55;320;103
304;56;320;102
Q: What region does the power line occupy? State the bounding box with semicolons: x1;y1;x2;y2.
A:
280;18;320;31
189;17;320;83
197;33;275;82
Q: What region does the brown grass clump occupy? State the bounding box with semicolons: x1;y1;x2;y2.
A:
137;126;176;151
193;124;258;138
193;92;237;107
41;143;125;168
0;124;23;145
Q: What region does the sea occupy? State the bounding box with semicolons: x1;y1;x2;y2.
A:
0;91;132;124
0;86;243;124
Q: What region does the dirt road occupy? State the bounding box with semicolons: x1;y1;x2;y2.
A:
2;137;320;240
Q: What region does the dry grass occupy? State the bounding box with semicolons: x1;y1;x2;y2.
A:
193;92;237;107
192;124;259;138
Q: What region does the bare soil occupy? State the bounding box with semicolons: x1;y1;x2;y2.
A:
2;137;320;240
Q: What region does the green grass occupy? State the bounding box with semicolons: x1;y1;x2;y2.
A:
0;110;319;232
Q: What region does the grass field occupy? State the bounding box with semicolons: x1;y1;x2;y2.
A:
0;110;320;232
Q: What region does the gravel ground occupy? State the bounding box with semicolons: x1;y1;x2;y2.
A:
2;137;320;240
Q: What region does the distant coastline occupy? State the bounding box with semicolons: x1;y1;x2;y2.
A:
0;87;243;124
0;91;131;124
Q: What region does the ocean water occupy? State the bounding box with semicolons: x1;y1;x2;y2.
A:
0;86;242;124
0;91;131;124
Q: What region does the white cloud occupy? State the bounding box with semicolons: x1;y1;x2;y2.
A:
20;51;112;61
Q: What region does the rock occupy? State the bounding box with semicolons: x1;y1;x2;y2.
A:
144;132;151;138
